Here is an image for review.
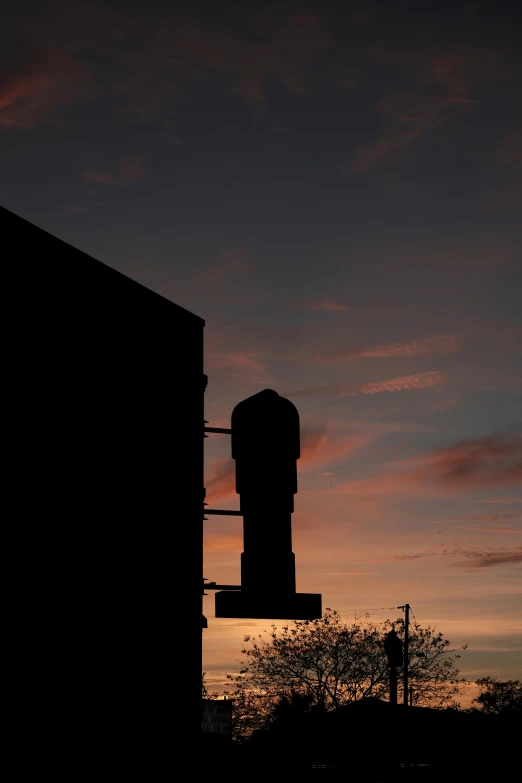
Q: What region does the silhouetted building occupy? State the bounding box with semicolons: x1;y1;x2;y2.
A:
3;206;204;776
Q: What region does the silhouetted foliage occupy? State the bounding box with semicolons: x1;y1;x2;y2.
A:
202;672;218;700
470;676;522;717
224;609;468;741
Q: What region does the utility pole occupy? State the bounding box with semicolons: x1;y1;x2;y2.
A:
398;604;410;706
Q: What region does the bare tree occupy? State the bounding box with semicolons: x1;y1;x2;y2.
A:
224;609;468;740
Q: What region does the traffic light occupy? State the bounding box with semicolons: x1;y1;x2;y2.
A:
215;389;321;620
384;629;404;669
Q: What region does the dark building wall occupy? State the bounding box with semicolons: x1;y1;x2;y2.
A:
3;207;204;775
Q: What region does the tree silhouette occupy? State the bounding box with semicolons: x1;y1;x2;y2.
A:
471;677;522;717
224;609;468;740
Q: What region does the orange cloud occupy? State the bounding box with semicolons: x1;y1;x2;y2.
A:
337;433;522;498
287;370;445;398
204;426;372;505
324;571;373;575
309;297;348;312
205;457;236;505
300;427;373;472
204;532;243;553
313;334;461;362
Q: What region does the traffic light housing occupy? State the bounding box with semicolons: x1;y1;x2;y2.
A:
215;389;322;620
384;629;404;669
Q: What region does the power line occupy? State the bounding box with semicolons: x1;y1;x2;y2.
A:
334;606;399;614
409;606;418;634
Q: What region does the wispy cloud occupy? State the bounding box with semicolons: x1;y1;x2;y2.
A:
358;371;445;395
448;546;522;569
416;434;522;489
83;171;121;184
59;204;87;214
430;512;521;527
349;45;510;171
205;424;373;505
204;532;243;553
352;546;522;569
362;551;436;563
0;53;92;130
462;526;521;534
324;571;373;575
471;497;522;505
83;155;145;185
299;427;373;471
205;457;236;505
309;297;348;312
462;513;520;523
337;433;522;497
287;371;445;398
312;334;461;362
205;351;271;385
200;249;251;285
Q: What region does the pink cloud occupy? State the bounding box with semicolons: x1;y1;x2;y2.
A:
314;334;461;362
299;427;373;472
288;370;446;398
349;45;509;171
358;371;445;395
205;425;373;506
309;297;348;312
0;54;92;130
205;351;271;385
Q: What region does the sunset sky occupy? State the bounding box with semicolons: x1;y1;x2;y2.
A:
2;0;521;705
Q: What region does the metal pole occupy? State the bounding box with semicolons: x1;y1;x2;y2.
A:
390;666;398;706
403;603;410;707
